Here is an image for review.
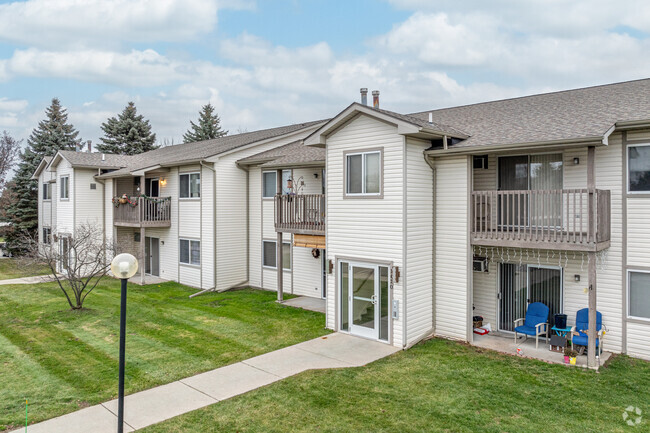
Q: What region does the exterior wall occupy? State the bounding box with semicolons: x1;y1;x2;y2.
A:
405;138;434;344
623;129;650;360
248;167;262;287
177;165;203;288
325;114;405;347
38;169;56;243
434;155;470;341
55;159;74;234
74;168;103;227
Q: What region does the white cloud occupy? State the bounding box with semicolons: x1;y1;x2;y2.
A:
0;0;253;49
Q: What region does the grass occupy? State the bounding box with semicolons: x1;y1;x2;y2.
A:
141;338;650;433
0;258;51;280
0;280;329;432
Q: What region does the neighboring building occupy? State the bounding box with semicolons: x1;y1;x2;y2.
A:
35;79;650;363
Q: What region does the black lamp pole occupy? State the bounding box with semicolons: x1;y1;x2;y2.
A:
117;277;127;433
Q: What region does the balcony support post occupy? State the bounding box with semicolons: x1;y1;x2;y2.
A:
140;175;145;285
276;170;283;302
587;146;597;369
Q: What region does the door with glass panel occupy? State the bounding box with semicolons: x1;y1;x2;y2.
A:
339;262;389;341
144;237;160;277
499;263;562;332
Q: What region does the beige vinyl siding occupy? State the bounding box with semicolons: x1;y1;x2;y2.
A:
325;114;405;346
177;166;202;288
405;138;434;344
56;160;74;234
472;153;496;191
248;167;262;287
594;135;623;353
75;169;103;227
626;198;650;267
200;164;215;289
472;260;497;328
146;168;178;282
627;129;650;141
434;155;470;341
115;177;136;196
627;321;650;360
103;179;114;248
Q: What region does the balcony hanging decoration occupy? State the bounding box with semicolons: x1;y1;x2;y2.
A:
112;194;139;208
140;194;169;204
472;245;610;272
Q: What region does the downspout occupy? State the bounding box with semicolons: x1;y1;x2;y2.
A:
424;152;436;338
200;161;217;291
95;170;106;265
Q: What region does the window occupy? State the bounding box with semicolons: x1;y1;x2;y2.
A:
60;176;69;200
42;183;51;200
262;240;291;270
628;144;650;192
346;150;381;196
42;227;51;244
629;271;650;319
179;239;200;266
179;172;200;198
263;170;292;198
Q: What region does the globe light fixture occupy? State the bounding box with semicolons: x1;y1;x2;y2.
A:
110;253;138;433
110;253;138;279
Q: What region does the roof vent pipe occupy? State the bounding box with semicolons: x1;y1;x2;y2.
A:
360;88;368;106
428;112;433;123
87;140;92;153
101;153;105;161
372;90;380;109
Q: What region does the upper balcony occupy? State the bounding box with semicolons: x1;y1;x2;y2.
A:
274;194;325;235
471;189;610;252
113;196;171;228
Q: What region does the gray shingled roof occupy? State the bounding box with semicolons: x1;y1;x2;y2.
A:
238;140;325;168
409;78;650;149
97;120;326;178
57;150;136;168
371;105;469;138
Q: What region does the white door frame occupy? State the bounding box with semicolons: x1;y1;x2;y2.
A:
145;236;160;276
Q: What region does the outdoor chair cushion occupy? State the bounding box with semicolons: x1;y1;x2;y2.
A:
572;308;603;347
514;325;538;336
524;302;550;328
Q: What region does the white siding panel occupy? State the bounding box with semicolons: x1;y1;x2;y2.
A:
627;198;650;267
292;245;323;297
56;160;74;234
75;169;103;226
405;138;434;344
146;167;178;282
627;322;650;360
435;156;470;341
179;265;201;288
472;260;497;328
248;168;262;287
325;114;405;347
178;201;201;238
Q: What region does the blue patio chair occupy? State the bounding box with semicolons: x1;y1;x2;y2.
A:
571;308;605;357
513;302;550;349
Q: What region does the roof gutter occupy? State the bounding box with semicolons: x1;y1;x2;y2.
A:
614;118;650;131
425;136;605;156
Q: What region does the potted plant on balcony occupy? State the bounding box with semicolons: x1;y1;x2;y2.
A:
119;193;128;204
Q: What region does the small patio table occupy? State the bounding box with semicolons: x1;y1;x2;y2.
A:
552;325;573;348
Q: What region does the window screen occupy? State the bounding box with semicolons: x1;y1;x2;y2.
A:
263;172;277;198
630;271;650;319
629;145;650;192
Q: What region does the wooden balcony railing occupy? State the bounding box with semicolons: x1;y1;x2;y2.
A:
471;189;610;251
114;196;172;228
275;194;325;235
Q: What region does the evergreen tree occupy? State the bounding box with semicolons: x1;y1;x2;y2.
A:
183;103;228;143
5;98;80;252
96;102;158;155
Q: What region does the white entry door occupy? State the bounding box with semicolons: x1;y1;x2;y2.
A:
340;261;390;341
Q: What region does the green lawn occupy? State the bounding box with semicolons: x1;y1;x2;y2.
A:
142;338;650;433
0;258;51;280
0;281;329;432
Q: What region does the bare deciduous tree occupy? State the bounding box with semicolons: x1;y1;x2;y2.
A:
0;130;21;190
22;223;116;310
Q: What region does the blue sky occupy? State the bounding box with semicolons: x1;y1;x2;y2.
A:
0;0;649;147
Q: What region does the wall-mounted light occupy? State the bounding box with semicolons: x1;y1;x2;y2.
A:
573;157;580;165
313;172;319;179
394;266;401;283
159;178;167;187
574;274;580;282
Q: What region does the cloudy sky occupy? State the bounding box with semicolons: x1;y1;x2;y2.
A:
1;0;649;147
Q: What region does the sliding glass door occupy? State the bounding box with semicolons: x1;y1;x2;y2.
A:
498;264;562;332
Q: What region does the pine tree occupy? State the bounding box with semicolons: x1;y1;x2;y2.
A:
5;98;80;252
183;103;228;143
96;102;158;155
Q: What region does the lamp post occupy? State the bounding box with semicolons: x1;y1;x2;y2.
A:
110;253;138;433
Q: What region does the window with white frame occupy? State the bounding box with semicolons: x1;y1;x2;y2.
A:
60;176;69;199
262;170;291;198
179;172;200;198
262;240;291;270
179;239;200;265
42;183;51;200
628;144;650;192
346;150;381;196
42;227;51;244
629;271;650;319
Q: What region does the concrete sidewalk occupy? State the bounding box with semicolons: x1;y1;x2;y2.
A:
12;333;399;433
0;274;59;286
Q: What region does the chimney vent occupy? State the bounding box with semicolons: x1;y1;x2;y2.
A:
428;112;433;123
360;88;368;106
372;90;380;109
87;140;92;153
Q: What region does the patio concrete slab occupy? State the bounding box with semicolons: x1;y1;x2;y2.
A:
10;404;133;433
13;333;398;432
181;362;281;400
102;381;217;430
283;296;326;313
243;345;352;378
295;333;400;366
473;332;612;368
